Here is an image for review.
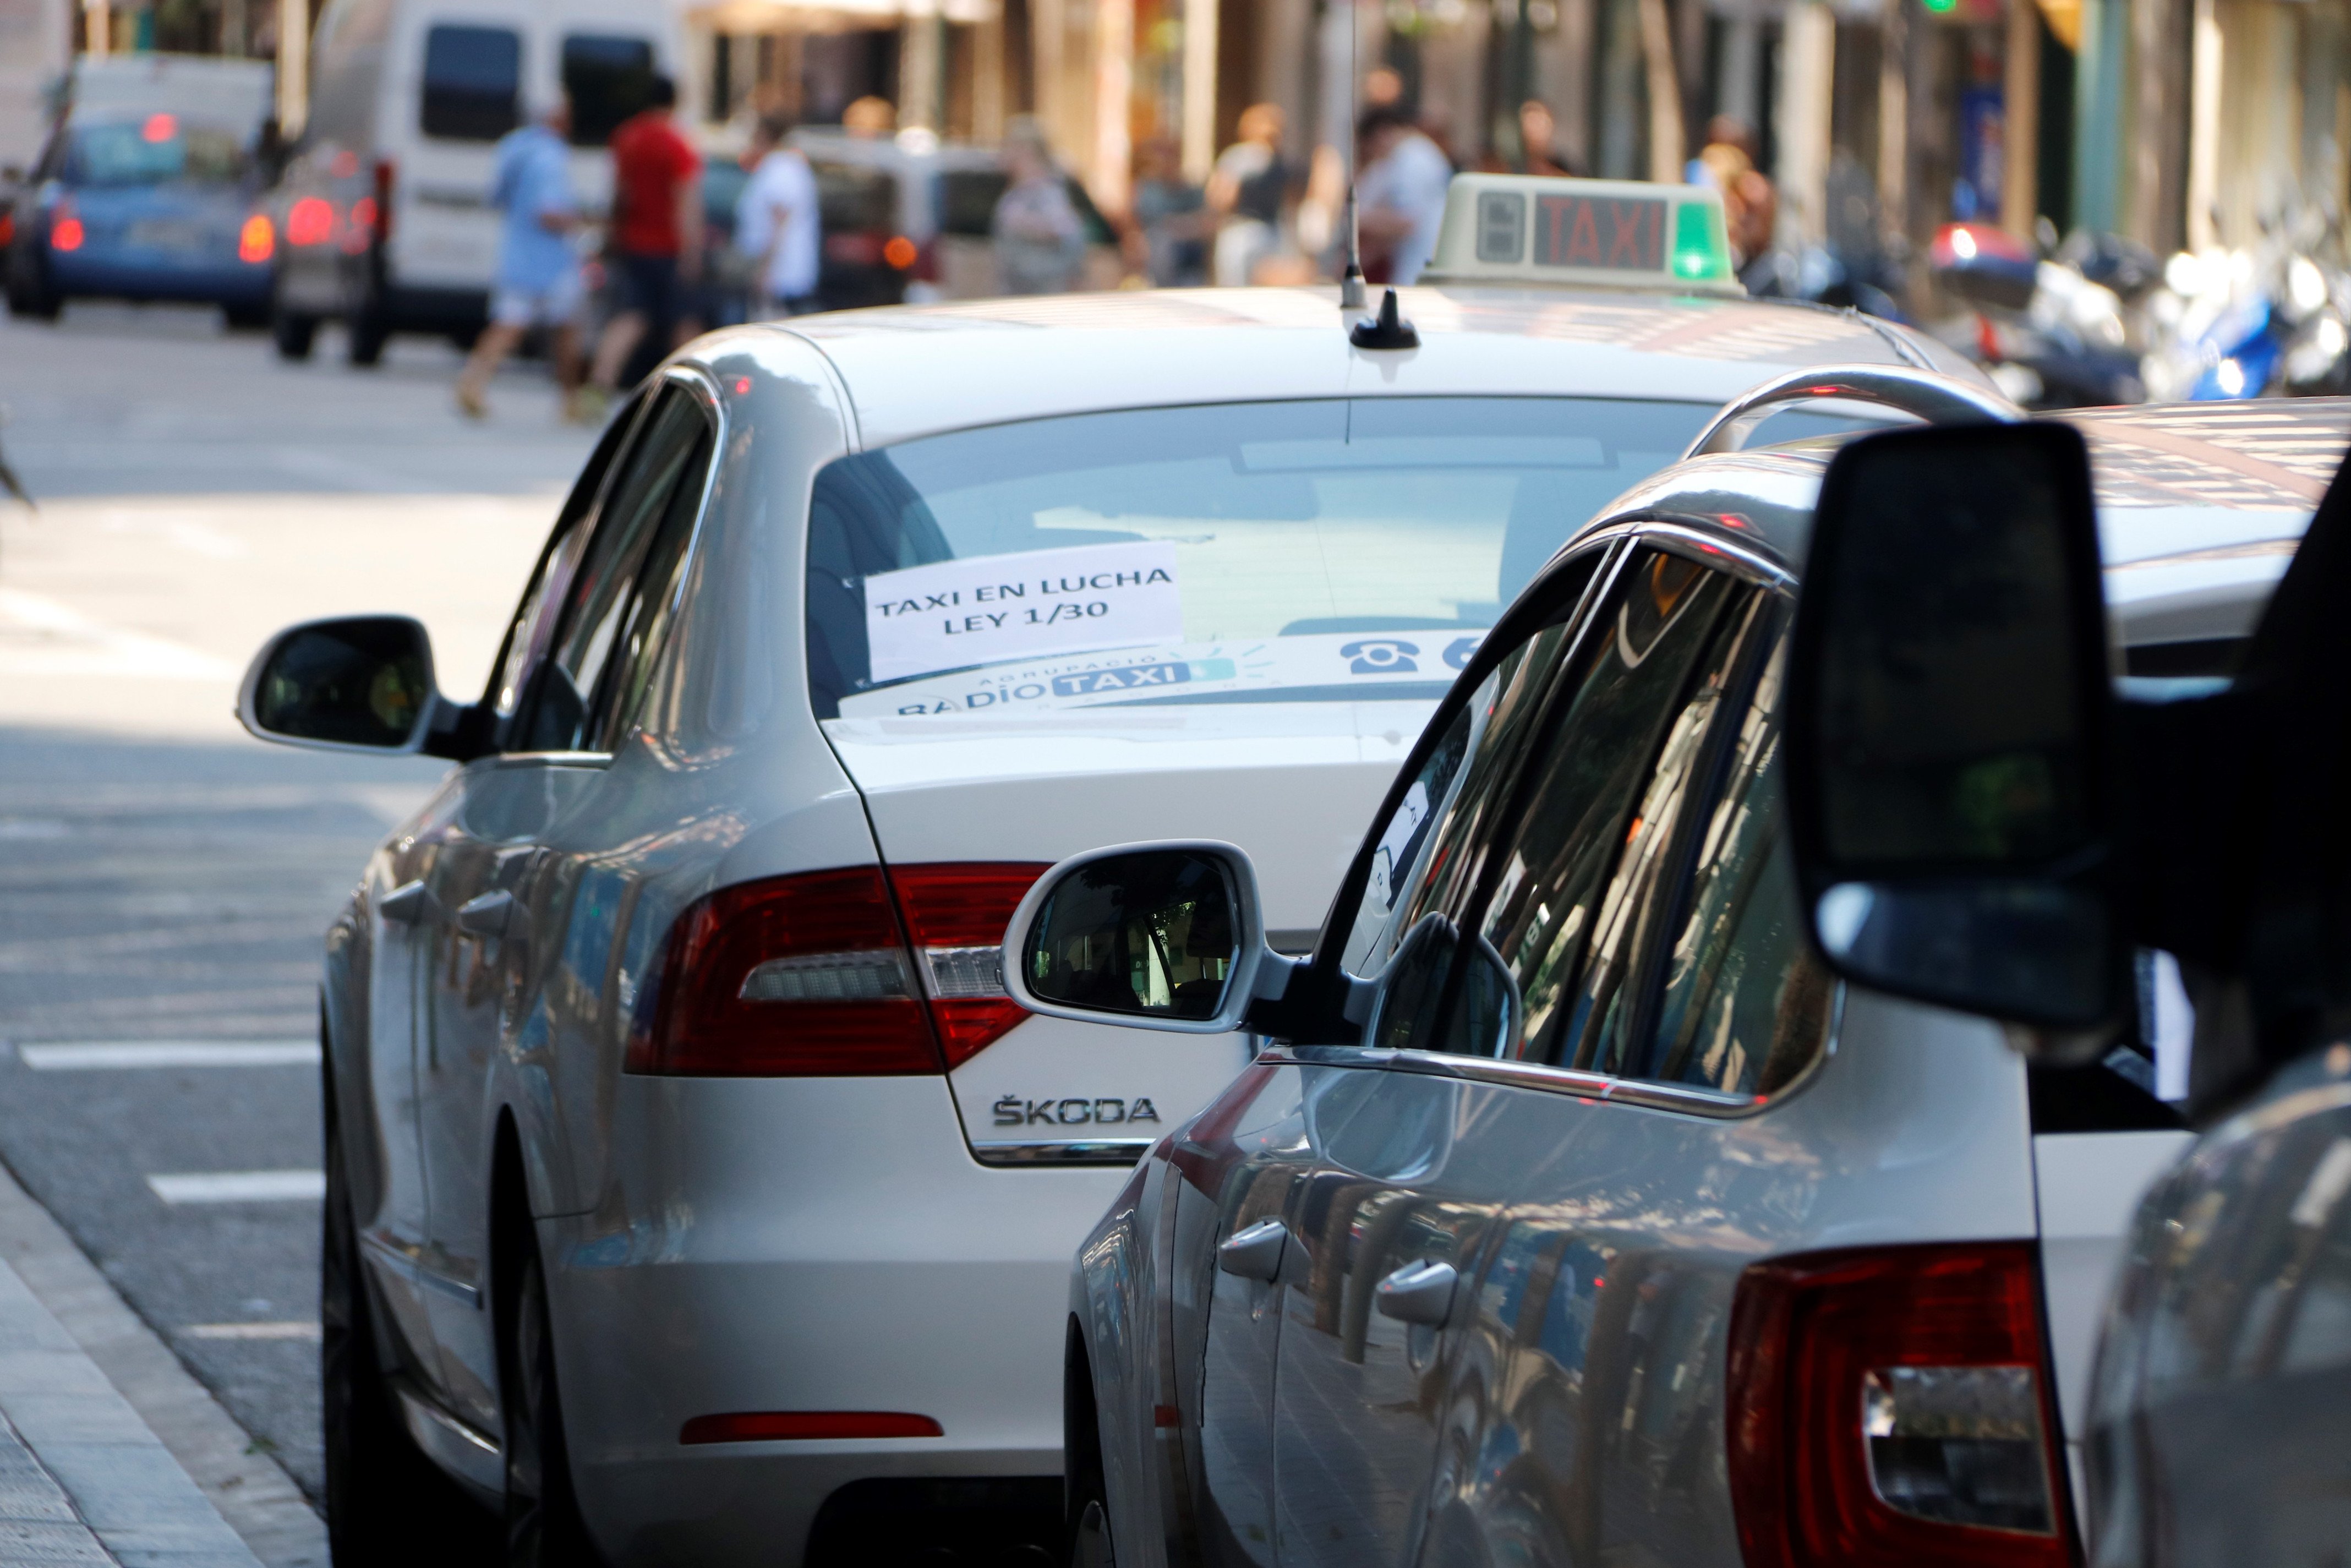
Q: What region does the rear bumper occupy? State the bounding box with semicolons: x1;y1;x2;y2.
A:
546;1075;1126;1567
48;252;269;307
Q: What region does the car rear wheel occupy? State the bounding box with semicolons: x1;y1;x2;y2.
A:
347;293;389;367
6;264;60;322
501;1236;593;1566
322;1056;496;1566
270;307;315;358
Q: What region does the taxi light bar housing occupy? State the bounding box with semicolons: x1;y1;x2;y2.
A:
1726;1242;2071;1568
1421;174;1741;294
628;861;1048;1077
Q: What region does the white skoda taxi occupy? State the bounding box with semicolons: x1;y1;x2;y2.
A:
238;178;1989;1566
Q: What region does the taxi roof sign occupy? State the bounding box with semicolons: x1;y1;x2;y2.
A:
1421;175;1742;295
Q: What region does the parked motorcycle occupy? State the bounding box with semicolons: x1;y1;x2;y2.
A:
2141;233;2351;400
1927;221;2150;408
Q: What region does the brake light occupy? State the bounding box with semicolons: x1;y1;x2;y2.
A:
626;861;1047;1078
680;1411;942;1444
1726;1243;2071;1568
238;213;274;263
885;862;1049;1068
627;867;938;1077
49;203;81;252
0;211;15;248
287;196;334;247
343;196;376;254
882;233;917;271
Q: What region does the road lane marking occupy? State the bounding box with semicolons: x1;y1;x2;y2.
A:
18;1041;318;1070
146;1171;325;1205
0;588;237;681
181;1322;321;1341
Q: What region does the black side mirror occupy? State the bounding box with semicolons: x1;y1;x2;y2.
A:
238;615;447;753
1003;842;1291;1035
1786;423;2126;1039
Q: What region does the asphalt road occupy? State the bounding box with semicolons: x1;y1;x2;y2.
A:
0;299;597;1500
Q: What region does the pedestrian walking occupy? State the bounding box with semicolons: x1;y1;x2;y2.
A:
735;111;821;317
1130;137;1207;287
991;118;1085;296
1355;105;1452;286
1206;103;1288;287
455;94;584;420
587;75;703;408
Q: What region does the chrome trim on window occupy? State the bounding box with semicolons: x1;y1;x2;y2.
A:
968;1140;1153;1167
1260;1043;1763;1118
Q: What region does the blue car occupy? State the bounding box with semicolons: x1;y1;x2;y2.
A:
7;81;277;326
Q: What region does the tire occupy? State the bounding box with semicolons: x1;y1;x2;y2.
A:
224;303;270;332
7;263;60;322
321;1055;496;1566
500;1232;594;1567
347;304;389;367
271;308;318;358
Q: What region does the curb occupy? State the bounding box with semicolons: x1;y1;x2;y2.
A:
0;1163;322;1568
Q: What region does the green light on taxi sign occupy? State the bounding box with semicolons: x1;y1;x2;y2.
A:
1671;199;1733;281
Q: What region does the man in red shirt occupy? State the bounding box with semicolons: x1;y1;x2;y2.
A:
588;75;704;402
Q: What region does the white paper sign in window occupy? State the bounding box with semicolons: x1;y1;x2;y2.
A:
864;542;1184;684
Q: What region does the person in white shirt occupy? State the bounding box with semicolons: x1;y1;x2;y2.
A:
1355;105;1453;286
735;113;822;317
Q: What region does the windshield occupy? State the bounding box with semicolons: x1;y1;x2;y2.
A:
806;396;1719;720
67;116;251;187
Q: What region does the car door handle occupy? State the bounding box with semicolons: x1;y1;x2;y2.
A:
455;890;521;940
1375;1259;1458;1326
1217;1218;1289;1282
379;881;443;926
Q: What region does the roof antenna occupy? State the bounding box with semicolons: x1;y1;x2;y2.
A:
1338;0;1366;314
1336;3;1417;348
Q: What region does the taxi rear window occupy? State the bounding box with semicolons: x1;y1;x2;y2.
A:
804;397;1716;720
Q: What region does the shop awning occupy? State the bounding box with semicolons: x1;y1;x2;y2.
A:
685;0;995;30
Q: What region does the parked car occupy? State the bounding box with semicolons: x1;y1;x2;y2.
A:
1034;384;2351;1568
263;0;682;363
230;188;1993;1566
3;54;276;326
1775;405;2351;1566
789;125;1120;309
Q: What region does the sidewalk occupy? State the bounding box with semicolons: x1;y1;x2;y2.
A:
0;1253;258;1567
0;1162;321;1568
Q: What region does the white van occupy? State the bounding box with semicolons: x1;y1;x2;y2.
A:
265;0;683;363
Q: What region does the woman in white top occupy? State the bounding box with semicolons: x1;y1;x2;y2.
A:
735;113;822;316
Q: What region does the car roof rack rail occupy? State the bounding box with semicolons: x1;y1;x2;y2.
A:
1681;365;2024;461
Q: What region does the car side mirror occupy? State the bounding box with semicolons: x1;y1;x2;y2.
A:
1785;423;2126;1042
238;615;450;755
1002;841;1295;1035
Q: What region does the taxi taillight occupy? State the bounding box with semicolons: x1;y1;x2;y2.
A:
626;862;1044;1077
1726;1243;2073;1568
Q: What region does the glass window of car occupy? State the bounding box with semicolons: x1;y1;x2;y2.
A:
561;34;654;146
521;386;714;753
1468;551;1763;1071
420;24;521;143
486;394;644;728
65;117;250;186
803;399;1712;720
1630;636;1836;1097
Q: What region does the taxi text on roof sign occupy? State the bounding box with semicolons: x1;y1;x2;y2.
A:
1422;175;1743;295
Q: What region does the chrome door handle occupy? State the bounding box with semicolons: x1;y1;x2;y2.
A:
1217;1218;1289;1282
455;890;520;940
1374;1259;1458;1326
379;881;443;927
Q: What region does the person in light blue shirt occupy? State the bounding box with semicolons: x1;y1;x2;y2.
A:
457;95;585;420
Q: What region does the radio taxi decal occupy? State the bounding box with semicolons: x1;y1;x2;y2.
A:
836;630;1486;718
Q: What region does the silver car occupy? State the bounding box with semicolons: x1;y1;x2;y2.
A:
235;273;1987;1565
1032;391;2351;1568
